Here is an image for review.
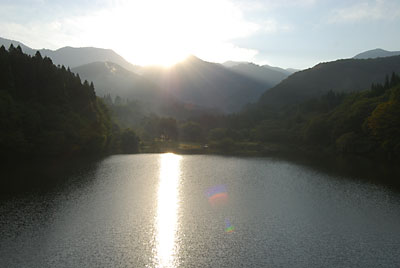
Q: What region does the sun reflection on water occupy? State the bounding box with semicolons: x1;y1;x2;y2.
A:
154;153;181;268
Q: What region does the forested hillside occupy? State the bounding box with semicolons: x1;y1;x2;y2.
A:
0;36;139;72
0;45;139;159
259;56;400;108
200;73;400;160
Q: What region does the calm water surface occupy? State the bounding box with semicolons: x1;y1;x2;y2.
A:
1;154;400;267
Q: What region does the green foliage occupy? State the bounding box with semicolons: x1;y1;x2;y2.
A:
0;46;140;158
367;85;400;156
303;115;331;145
208;128;227;141
335;132;358;153
199;72;400;159
210;138;235;153
136;115;178;142
120;128;140;154
179;121;203;142
259;55;400;108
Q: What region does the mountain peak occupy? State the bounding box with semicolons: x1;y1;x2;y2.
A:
184;55;203;63
353;48;400;59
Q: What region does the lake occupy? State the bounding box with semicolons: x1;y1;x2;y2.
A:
1;153;400;267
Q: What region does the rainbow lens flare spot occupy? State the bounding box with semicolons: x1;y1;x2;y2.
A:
225;219;234;233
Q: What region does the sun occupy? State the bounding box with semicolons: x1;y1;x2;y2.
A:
79;0;257;67
98;0;195;67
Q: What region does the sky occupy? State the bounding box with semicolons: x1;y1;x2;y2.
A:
0;0;399;69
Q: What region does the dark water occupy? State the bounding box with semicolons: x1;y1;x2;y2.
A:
1;154;400;267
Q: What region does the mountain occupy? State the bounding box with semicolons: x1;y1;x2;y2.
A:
72;62;162;102
353;48;400;59
285;68;300;74
259;55;400;108
0;37;139;72
0;37;36;55
223;61;298;75
141;56;268;113
0;45;114;158
222;61;247;68
223;61;299;89
40;47;139;72
72;61;210;119
229;63;289;87
261;64;293;76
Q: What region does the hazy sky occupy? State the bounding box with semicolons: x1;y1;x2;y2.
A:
1;0;399;68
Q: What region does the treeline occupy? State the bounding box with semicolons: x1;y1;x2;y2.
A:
0;45;139;159
100;66;400;161
188;73;400;159
103;94;220;143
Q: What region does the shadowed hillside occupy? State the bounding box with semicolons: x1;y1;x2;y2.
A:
0;37;139;72
72;61;163;103
72;61;213;120
141;56;267;113
0;45;140;158
259;56;400;108
229;63;289;87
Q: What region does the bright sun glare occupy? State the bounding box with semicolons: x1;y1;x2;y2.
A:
76;0;258;66
155;153;181;267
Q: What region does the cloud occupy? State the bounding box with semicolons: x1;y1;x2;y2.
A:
233;0;316;11
0;0;266;65
329;0;400;23
260;19;293;33
196;43;259;63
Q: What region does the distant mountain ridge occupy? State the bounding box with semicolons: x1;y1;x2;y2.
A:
72;61;162;101
259;55;400;108
71;61;211;119
353;48;400;59
1;37;288;113
223;60;298;75
229;63;288;87
0;37;36;55
222;61;299;94
141;56;268;113
0;37;139;72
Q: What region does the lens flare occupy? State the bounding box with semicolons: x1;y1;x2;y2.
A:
206;184;228;206
225;219;235;233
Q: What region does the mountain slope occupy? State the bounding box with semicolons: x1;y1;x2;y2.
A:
354;48;400;59
259;56;400;108
0;37;139;72
40;46;139;72
229;63;289;87
0;45;113;157
0;37;36;55
142;56;268;113
72;61;210;119
72;61;162;102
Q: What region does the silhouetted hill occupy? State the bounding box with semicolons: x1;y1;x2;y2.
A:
72;61;211;120
223;60;298;75
40;47;139;72
259;56;400;108
0;37;139;72
0;37;36;55
222;61;247;68
261;64;293;75
229;63;289;87
0;45;116;158
142;56;267;113
72;62;162;102
285;68;300;74
354;48;400;59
